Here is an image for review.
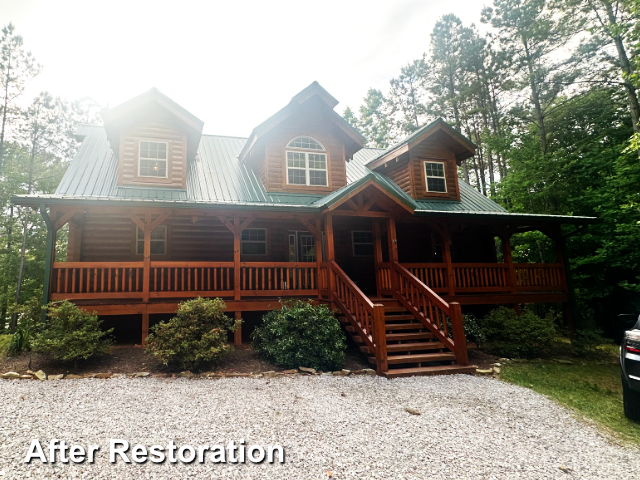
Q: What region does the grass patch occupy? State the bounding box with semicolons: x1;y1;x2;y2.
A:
501;348;640;446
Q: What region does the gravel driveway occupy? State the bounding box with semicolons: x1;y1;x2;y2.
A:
0;375;638;479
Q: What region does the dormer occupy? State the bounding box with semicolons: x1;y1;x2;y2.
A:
366;119;476;202
239;81;366;194
102;88;204;189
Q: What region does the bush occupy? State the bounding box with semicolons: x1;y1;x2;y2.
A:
7;296;42;356
0;335;11;356
572;329;612;357
32;301;113;363
251;300;346;371
481;306;555;359
462;313;487;347
145;297;239;371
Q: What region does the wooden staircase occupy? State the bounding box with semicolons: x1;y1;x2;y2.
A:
340;299;476;378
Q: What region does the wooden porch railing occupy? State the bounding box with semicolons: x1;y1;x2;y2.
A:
328;261;387;373
515;263;565;291
378;262;566;295
51;262;144;300
240;262;317;297
149;262;234;298
392;262;468;366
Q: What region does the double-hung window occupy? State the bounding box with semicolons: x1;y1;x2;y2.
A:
424;161;447;193
286;136;328;187
241;228;267;255
139;141;168;178
136;225;167;255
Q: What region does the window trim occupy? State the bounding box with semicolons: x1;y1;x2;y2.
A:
351;230;374;257
241;228;268;256
423;160;448;193
138;140;169;179
136;225;167;256
285;136;328;187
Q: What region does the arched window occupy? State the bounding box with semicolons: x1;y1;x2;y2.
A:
285;136;328;186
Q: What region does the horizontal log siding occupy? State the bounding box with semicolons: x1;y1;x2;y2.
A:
118;114;187;189
80;215;134;262
262;114;347;194
385;161;413;196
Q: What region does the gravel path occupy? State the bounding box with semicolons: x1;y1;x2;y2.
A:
0;375;638;479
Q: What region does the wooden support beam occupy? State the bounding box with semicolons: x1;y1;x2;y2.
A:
150;213;170;231
501;234;517;294
141;312;149;345
141;214;153;302
325;214;335;300
234;311;242;346
54;210;79;231
129;214;145;231
373;221;383;298
440;224;456;297
386;217;399;292
314;218;323;298
233;216;241;301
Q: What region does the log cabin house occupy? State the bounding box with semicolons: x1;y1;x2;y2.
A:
13;82;595;377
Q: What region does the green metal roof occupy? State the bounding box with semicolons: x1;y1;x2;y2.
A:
12;124;596;224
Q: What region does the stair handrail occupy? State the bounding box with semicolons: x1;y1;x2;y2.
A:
392;261;468;366
329;261;387;373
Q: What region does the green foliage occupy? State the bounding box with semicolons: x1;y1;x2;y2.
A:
0;335;11;356
6;295;41;356
462;313;487;347
32;301;113;362
481;306;556;358
571;329;613;357
252;300;346;371
145;297;239;371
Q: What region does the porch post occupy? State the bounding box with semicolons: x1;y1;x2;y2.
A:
501;234;517;294
386;217;399;291
234;216;241;301
325;214;335;300
141;312;149;345
555;231;578;334
142;214;151;302
441;225;455;297
39;205;54;323
314;218;323;298
373;221;383;297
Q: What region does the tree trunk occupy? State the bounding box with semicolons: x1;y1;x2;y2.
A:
602;0;640;133
0;54;12;175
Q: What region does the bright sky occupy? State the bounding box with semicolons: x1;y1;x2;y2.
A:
1;0;487;137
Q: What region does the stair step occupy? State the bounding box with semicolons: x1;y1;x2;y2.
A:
345;325;355;333
386;342;444;352
383;306;409;313
385;323;425;331
383;315;414;322
386;353;456;364
359;345;372;355
383;365;478;378
386;332;434;342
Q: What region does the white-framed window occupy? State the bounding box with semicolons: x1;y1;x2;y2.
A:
352;231;374;257
286;136;328;187
136;225;167;255
424;161;447;193
241;228;267;255
138;141;168;178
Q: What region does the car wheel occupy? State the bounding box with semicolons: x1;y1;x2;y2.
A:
623;381;640;423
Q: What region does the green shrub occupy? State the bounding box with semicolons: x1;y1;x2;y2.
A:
251;300;346;371
571;329;612;357
145;297;239;371
462;313;487;347
7;296;42;356
0;335;11;356
481;306;555;359
32;301;113;363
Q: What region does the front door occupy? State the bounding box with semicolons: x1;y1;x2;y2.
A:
288;231;315;262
